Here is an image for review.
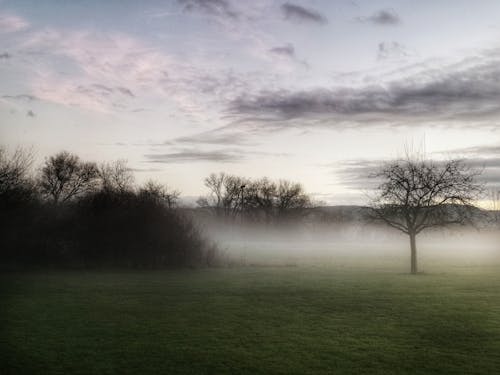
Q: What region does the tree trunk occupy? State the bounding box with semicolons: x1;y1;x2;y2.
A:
409;232;417;274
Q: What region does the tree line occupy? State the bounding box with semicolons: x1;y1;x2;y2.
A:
196;172;312;222
0;147;314;269
0;146;489;273
0;147;213;268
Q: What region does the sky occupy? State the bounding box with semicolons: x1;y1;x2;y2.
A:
1;0;500;205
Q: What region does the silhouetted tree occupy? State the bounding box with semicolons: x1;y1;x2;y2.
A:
39;151;99;203
197;173;248;218
370;157;483;274
0;146;37;205
244;178;277;221
139;180;180;208
98;159;134;193
276;180;311;219
0;147;40;266
198;173;312;222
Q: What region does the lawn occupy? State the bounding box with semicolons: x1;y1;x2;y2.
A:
2;264;500;374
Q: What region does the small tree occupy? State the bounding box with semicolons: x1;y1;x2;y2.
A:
139;180;180;208
39;151;99;203
370;157;482;274
197;172;248;218
0;146;36;203
275;180;311;219
98;159;134;193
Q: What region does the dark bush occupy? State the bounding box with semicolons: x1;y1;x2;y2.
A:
0;148;216;269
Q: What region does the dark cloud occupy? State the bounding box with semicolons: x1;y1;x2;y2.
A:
269;44;295;58
26;110;35;117
2;94;36;101
76;84;111;97
281;3;327;25
169;129;257;146
440;145;500;188
480;167;500;189
144;149;245;163
268;43;309;68
178;0;239;19
334;159;384;190
360;9;400;25
0;52;11;59
116;87;135;97
336;156;500;191
75;84;135;100
144;144;289;164
227;54;500;128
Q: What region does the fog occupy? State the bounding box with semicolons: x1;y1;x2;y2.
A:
198;220;500;270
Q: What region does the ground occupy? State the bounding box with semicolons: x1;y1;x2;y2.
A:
2;262;500;374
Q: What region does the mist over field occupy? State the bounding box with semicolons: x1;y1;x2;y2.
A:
199;218;500;269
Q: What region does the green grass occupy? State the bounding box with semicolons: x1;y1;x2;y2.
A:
2;264;500;374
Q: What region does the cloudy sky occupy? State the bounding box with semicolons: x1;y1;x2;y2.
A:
1;0;500;205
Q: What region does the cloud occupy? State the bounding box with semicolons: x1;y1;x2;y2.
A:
0;52;11;59
144;143;289;163
14;27;265;116
442;144;500;157
0;13;29;33
128;167;163;172
178;0;239;19
269;44;295;58
116;87;135;97
360;9;400;26
281;3;327;25
439;144;500;188
26;109;35;117
268;43;308;68
334;159;384;190
144;148;245;163
336;155;500;192
15;30;189;113
227;51;500;128
168;128;257;146
377;42;411;60
2;94;37;101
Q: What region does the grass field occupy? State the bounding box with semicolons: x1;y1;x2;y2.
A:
2;263;500;374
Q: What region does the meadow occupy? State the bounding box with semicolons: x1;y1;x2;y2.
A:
2;260;500;374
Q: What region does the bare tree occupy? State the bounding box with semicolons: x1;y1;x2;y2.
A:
244;178;277;221
39;151;99;203
0;146;34;194
370;157;483;274
98;159;134;193
197;172;248;217
276;180;311;218
139;180;180;208
198;173;312;222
